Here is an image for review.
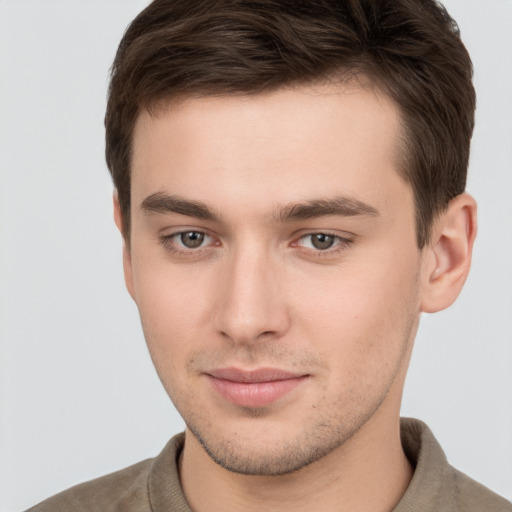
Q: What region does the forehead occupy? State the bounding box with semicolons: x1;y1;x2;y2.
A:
130;82;407;217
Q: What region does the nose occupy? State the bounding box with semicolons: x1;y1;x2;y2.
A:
213;247;290;345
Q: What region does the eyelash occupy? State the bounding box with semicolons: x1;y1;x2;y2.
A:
159;230;217;256
293;232;353;257
158;231;353;258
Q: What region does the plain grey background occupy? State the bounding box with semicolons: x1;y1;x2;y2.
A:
0;1;511;510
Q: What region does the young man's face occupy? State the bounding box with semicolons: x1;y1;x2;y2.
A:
123;83;427;475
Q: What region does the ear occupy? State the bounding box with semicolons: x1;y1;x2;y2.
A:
113;193;135;300
420;193;477;313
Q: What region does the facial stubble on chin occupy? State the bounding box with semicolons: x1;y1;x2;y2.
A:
180;344;337;476
186;398;386;476
179;312;419;476
178;363;365;475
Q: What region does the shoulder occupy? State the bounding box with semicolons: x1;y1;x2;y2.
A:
397;418;511;512
25;458;154;512
25;432;187;512
449;467;512;512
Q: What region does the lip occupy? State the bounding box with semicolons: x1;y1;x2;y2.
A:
206;367;309;408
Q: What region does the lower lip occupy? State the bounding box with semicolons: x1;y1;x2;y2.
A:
207;375;308;408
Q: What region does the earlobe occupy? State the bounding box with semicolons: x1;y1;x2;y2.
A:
113;193;136;300
420;193;477;313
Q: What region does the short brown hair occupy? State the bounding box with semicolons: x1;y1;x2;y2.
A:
105;0;475;248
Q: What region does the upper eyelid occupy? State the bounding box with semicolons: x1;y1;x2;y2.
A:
157;229;215;253
166;230;215;247
298;232;347;239
295;231;353;243
294;233;352;249
159;227;215;242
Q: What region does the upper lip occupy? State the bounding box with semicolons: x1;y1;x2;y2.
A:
206;367;307;383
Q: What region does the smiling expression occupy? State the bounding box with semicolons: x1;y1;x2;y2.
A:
122;82;426;475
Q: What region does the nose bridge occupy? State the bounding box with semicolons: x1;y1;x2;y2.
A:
214;239;288;344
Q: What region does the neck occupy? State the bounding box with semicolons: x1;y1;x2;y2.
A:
179;411;412;512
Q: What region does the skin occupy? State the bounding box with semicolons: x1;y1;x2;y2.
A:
115;82;477;512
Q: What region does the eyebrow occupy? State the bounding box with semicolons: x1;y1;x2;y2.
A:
141;192;222;221
140;192;379;223
277;197;379;222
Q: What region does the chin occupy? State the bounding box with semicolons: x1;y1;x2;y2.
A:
194;432;327;475
185;411;363;476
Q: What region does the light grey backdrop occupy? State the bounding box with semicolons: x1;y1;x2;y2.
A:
0;1;511;510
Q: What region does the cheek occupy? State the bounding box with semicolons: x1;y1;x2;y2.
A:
291;249;421;365
134;277;207;410
131;259;214;373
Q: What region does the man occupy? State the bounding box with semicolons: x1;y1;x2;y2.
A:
27;0;511;510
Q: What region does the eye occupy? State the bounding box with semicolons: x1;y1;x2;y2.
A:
299;233;338;250
295;232;352;253
160;230;215;252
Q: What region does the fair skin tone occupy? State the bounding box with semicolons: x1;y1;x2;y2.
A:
114;83;476;512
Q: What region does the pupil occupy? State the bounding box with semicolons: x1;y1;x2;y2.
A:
181;232;204;248
312;233;334;250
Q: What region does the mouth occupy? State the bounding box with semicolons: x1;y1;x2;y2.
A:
205;367;309;408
